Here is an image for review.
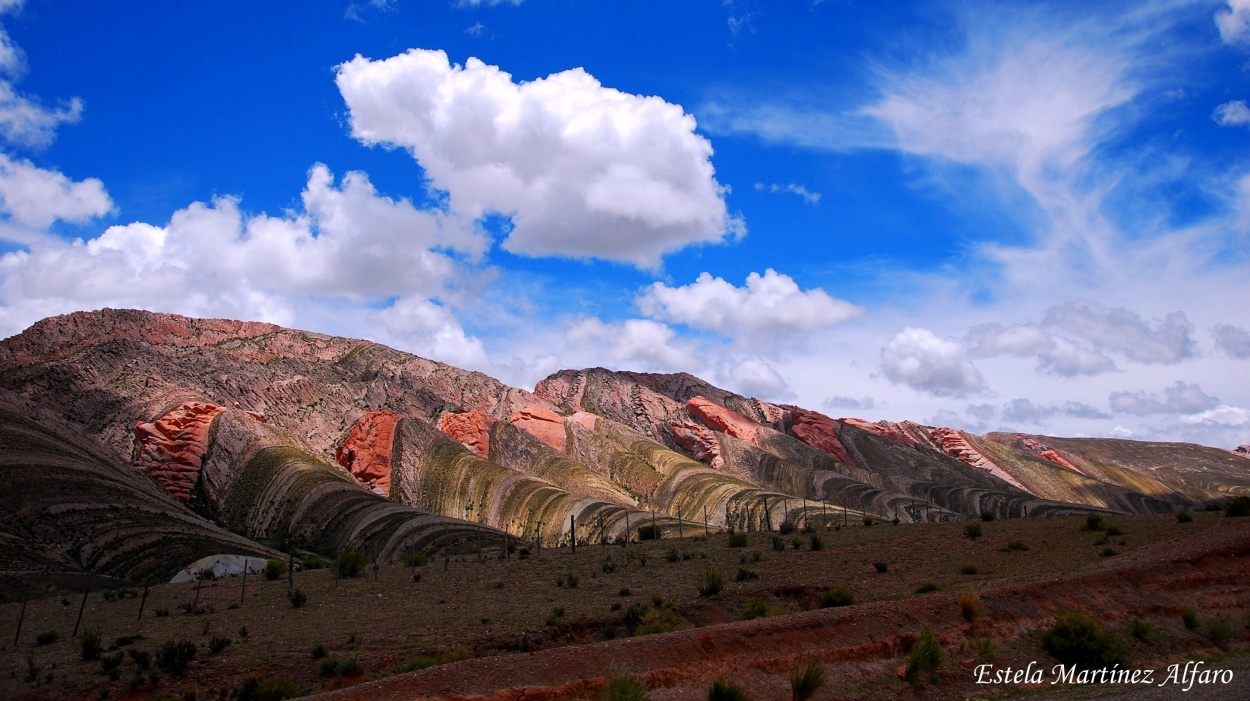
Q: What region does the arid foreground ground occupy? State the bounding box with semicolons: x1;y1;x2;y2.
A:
2;511;1248;701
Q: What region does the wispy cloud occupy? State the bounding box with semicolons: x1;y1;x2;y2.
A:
753;182;821;204
1214;100;1250;127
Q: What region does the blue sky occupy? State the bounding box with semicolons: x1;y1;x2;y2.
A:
2;0;1249;448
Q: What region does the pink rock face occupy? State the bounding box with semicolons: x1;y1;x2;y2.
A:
929;427;1029;491
568;412;598;431
687;396;760;443
336;411;402;495
439;410;496;458
1038;449;1083;474
134;402;226;502
785;407;852;465
840;417;917;446
672;421;724;469
508;404;567;453
1001;434;1085;475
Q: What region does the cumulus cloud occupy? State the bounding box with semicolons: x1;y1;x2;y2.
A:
1212;323;1250;359
0;154;112;230
1109;381;1220;416
1213;100;1250;127
1062;401;1112;420
1042;301;1193;365
566;318;698;372
1217;0;1250;45
638;269;861;344
1179;405;1250;428
753;182;821;204
880;327;985;397
0;165;489;368
999;398;1112;425
719;356;790;400
0;14;82;149
966;321;1115;376
336;49;738;268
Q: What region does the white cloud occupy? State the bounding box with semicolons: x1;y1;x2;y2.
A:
1042;301;1193;365
1213;100;1250;127
823;395;875;411
369;296;488;370
1179;405;1250;427
753;182;821;204
345;0;397;24
1109;381;1220;416
566;317;699;373
719;356;790;400
1212;324;1250;359
0;154;111;229
966;321;1115;376
1217;0;1250;45
336;49;738;268
638;269;861;344
880;327;985;397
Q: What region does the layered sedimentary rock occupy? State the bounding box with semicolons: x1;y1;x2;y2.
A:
687;396;760;443
133;402;226;502
839;417;920;447
671;421;724;469
439;409;495;458
784;407;852;465
336;410;402;495
508;404;568;452
929;427;1028;491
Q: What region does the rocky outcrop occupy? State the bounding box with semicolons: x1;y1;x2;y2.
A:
133;401;226;502
687;396;760;443
929;427;1028;491
1234;445;1250;457
336;410;402;496
439;409;496;458
840;417;919;447
671;421;724;469
784;407;852;465
508;404;568;452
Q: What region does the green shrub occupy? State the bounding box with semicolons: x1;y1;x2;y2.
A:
288;588;307;608
1041;611;1128;671
1100;547;1118;557
707;678;751;701
336;551;370;578
963;522;982;539
99;651;124;680
1176;510;1194;523
789;661;826;701
809;533;823;551
1104;524;1123;537
974;637;996;660
35;630;57;646
310;643;327;659
960;564;979;575
264;559;285;581
914;581;939;594
1083;514;1107;532
666;548;679;563
778;520;795;535
735;567;759;582
1004;540;1029;552
231;676;302;701
959;589;979;621
1226;496;1250;517
820;586;854;608
155;639;197;676
336;657;361;676
602;557;617;574
1127;617;1155;643
401;552;428;567
740;598;777;620
862;514;874;527
905;625;942;684
771;536;786;552
727;532;748;548
79;627;102;661
208;636;231;654
318;657;339;677
128;648;151;671
1181;608;1200;631
698;567;724;597
1204;617;1233;650
602;670;649;701
635;608;680;635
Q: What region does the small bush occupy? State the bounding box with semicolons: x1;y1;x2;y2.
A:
665;548;679;563
1176;510;1194;523
914;581;940;594
318;657;340;677
336;551;370;578
698;567;724;597
310;643;327;659
820;586;854;608
337;657;361;676
1042;611;1128;671
288;588;307;608
231;676;302;701
208;636;231;654
809;533;823;551
735;567;759;582
602;557;617;574
980;511;996;522
1100;547;1119;557
771;536;786;552
128;648;151;671
154;608;169;618
1104;524;1123;537
873;561;889;573
960;564;979;575
1226;496;1250;517
238;625;249;639
974;637;996;660
740;598;776;620
905;625;942;684
1181;608;1200;631
620;602;649;632
1004;540;1030;552
1128;617;1155;643
707;678;751;701
401;552;428;567
602;670;649;701
155;639;197;676
1204;617;1233;650
1082;514;1107;532
80;627;103;661
727;532;748;548
791;537;803;549
36;630;57;646
638;524;660;540
862;514;874;527
264;559;284;581
963;522;983;539
959;589;980;621
565;572;580;588
778;520;795;535
790;660;826;701
635;608;680;635
99;652;124;680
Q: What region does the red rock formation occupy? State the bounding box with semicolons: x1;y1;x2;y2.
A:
439;410;496;458
839;417;918;446
687;396;760;443
1038;449;1083;473
784;407;852;465
134;402;226;502
568;412;598;431
671;421;724;469
1003;435;1086;475
336;411;402;495
929;427;1028;491
508;404;567;453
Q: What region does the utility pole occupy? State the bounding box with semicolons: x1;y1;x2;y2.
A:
570;514;576;554
72;588;89;637
703;505;709;537
13;586;27;645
